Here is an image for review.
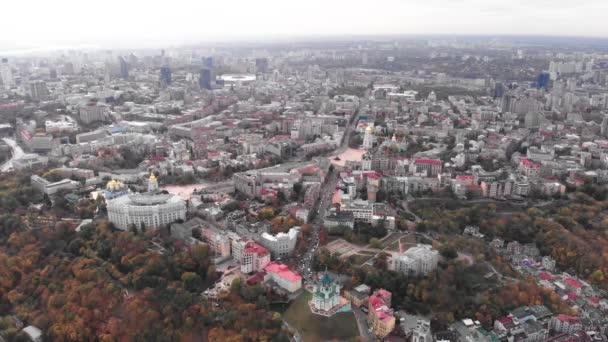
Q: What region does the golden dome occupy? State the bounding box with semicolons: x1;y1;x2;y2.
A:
149;173;157;180
106;179;124;191
365;126;373;133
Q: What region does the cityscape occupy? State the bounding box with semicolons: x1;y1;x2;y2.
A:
1;2;608;342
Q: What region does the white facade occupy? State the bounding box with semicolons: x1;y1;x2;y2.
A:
107;193;187;230
412;319;433;342
260;227;299;258
0;59;12;90
240;241;270;274
362;125;375;149
264;262;302;293
390;244;439;276
340;199;374;223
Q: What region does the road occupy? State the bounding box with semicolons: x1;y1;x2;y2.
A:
399;200;421;223
295;106;359;283
352;306;377;342
1;137;24;172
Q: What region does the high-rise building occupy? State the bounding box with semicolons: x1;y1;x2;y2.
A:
602;116;608;137
199;68;212;90
202;56;213;69
494;82;505;98
537;71;551;90
524;111;542;128
159;65;172;87
255;58;269;74
28;81;49;100
0;58;12;90
119;56;129;79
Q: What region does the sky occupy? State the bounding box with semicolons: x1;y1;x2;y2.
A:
1;0;607;51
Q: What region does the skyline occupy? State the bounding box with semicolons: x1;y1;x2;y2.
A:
1;0;608;52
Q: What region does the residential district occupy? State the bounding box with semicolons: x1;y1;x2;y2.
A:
1;37;608;341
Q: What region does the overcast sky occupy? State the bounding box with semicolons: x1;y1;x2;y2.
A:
1;0;607;50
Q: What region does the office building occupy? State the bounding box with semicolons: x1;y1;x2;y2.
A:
199;68;212;90
79;103;110;124
0;58;12;90
368;289;395;338
390;244;439;276
119;56;129;79
240;241;271;273
339;200;374;223
76;129;108;143
537;71;550;90
549;315;582;334
31;175;79;195
264;262;302;293
260;227;299;258
29;81;49;100
160;65;172;87
202;56;213;69
412;319;433;342
255;58;269;74
107;192;187;230
494;82;505;98
200;226;231;257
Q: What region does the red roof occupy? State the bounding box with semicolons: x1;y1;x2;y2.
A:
566;291;579;301
415;158;442;166
265;262;302;282
497;316;514;325
244;241;269;256
369;289;394;322
520;158;541;168
377;288;391;300
246;271;266;285
564;278;582;289
556;314;580;324
539;272;554;281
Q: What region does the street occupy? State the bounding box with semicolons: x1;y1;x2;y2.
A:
352;306;378;342
1;137;24;172
295;106;359;283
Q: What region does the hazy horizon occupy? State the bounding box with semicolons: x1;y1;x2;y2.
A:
2;0;608;53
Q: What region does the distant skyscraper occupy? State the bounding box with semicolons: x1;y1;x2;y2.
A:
119;57;129;79
202;56;213;69
49;69;58;80
1;58;13;90
537;71;551;90
199;68;212;90
601;116;608;137
494;82;505;98
29;81;49;100
160;65;172;87
255;58;269;74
